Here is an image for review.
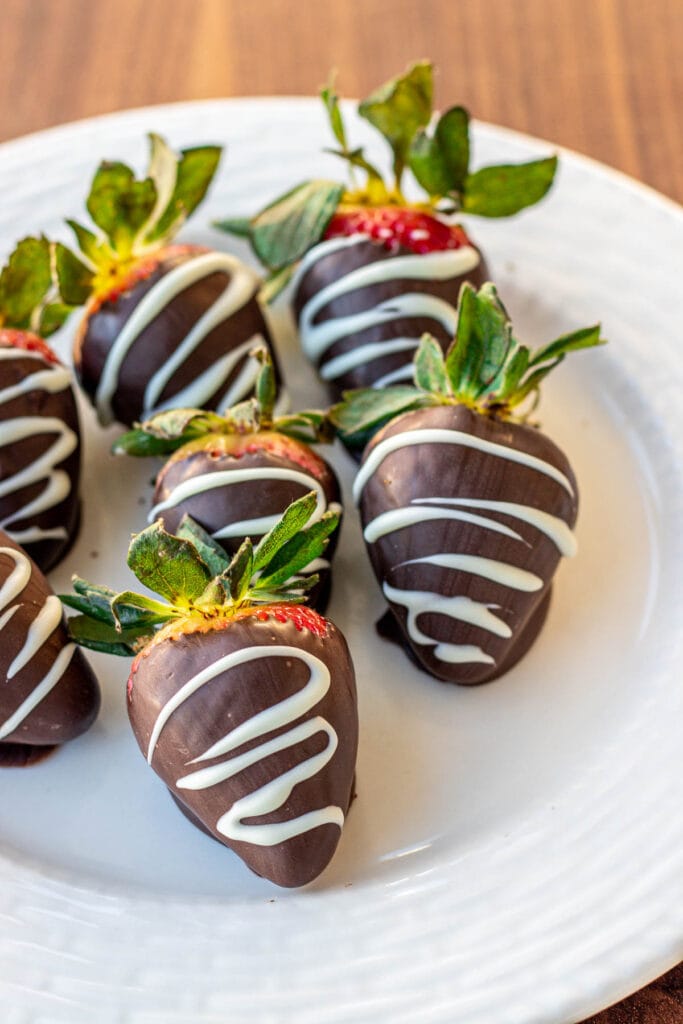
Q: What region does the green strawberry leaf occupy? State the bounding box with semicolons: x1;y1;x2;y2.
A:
494;344;530;404
252;491;318;574
214;215;252;238
112;428;186;458
358;60;433;183
86;161;157;256
112;591;176;629
503;324;606;408
408;106;470;198
505;361;559;407
321;79;348;149
113;408;227;456
273;410;335;445
65;613;151;656
408;131;451;198
222;539;254;602
330;385;429;438
127;520;213;606
256;511;338;587
444;283;512;398
249;180;344;272
145;139;222;244
65;219;113;270
0;236;53;330
254;345;277;421
38;302;73;337
63;494;348;660
462;156;558;217
176;515;231;577
321;73;384;183
414;334;451;394
434;106;471;192
54;241;95;306
60;579;117;626
332;280;604;427
195;578;228;608
527;324;605;366
323;146;384;184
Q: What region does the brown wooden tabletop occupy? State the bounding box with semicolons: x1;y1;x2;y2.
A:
1;1;681;1020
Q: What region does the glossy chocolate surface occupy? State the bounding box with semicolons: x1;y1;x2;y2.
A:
152;436;342;613
74;245;281;427
128;612;358;887
0;345;81;572
0;534;100;764
359;404;578;684
293;237;488;397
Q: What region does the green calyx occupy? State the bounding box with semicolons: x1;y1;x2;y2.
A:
0;236;78;337
330;282;606;448
60;492;339;656
215;61;558;297
113;346;333;457
58;133;222;303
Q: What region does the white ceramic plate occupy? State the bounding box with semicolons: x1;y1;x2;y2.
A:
0;99;681;1024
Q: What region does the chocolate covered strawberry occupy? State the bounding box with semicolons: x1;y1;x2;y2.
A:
332;283;605;685
0;531;100;767
114;347;341;611
218;61;557;397
62;496;357;888
0;238;83;570
57;133;282;427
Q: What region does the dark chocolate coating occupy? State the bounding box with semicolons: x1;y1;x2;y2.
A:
0;346;81;572
359;404;578;685
0;533;100;764
293;237;488;398
74;245;282;427
127;613;358;888
152;435;342;613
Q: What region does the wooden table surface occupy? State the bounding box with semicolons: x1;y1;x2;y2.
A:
1;1;681;1021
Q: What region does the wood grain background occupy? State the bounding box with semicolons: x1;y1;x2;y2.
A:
0;1;681;1021
1;0;682;202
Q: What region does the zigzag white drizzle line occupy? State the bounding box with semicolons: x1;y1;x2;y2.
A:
0;349;72;404
94;251;262;425
321;337;419;383
0;351;77;542
149;335;263;415
370;494;573;664
0;413;78;544
382;550;546;664
358;427;576;665
146;645;344;847
149;467;332;540
413;497;577;557
294;235;480;373
0;547;75;741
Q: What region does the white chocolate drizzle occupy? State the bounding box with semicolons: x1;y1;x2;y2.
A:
149;467;335;541
93;251;266;425
0;349;78;545
293;235;480;384
354;428;575;503
146;645;344;847
0;547;75;742
358;426;576;666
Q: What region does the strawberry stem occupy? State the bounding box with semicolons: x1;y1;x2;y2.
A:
113;346;333;457
60;495;340;656
330;282;606;447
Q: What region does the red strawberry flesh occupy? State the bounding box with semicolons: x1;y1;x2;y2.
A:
324;207;472;255
0;328;61;364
